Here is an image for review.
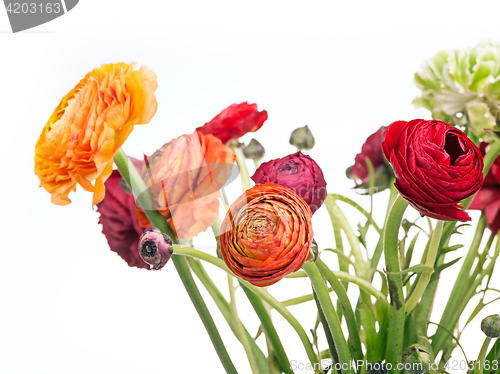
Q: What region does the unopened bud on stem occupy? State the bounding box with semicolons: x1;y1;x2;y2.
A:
289;125;315;151
243;138;265;161
481;314;500;338
138;227;173;270
400;344;432;374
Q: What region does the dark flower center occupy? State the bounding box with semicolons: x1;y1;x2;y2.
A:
444;133;464;165
249;218;270;230
279;162;299;175
141;240;157;258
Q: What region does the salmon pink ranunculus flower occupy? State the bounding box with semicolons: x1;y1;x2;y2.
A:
35;63;158;206
196;102;268;145
135;131;236;240
220;182;314;287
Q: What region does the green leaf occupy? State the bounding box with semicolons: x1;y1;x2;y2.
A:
374;298;390;360
435;257;462;275
403;232;420;270
386;264;433;276
403;313;418;349
441;244;464;253
358;303;377;362
253;325;263;340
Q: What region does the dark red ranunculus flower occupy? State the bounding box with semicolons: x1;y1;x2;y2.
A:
382;119;483;221
251;152;327;214
97;158;151;269
196;102;268;145
470;143;500;233
346;126;392;193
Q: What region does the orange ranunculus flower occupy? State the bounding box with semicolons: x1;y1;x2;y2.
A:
135;131;236;240
35;63;158;206
220;182;314;287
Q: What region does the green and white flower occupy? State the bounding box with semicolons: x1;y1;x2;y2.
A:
413;41;500;140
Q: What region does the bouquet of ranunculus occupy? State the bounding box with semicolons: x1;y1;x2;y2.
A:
35;43;500;374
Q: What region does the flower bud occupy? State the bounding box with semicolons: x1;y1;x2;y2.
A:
400;344;432;374
481;314;500;338
289;125;315;151
138;227;173;270
243;138;266;161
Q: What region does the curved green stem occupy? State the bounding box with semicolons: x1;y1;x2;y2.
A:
172;246;319;367
325;196;368;279
330;193;381;233
313;291;340;372
316;258;365;362
240;285;294;374
405;220;444;314
114;149;239;374
187;258;268;373
477;338;492;374
383;196;408;373
285;270;386;299
432;213;487;354
228;275;261;374
303;262;353;374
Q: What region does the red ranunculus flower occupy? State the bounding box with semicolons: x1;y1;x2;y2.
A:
470;143;500;233
251;152;327;214
346;126;392;193
196;102;268;145
97;158;151;269
382;119;483;221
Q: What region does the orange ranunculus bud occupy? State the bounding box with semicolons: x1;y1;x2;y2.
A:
135;131;236;241
220;182;314;287
35;63;158;206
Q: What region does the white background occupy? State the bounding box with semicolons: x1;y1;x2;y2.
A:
1;1;500;373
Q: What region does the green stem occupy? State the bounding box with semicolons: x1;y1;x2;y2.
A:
114;149;238;374
330;193;381;233
405;220;444;314
432;213;487;354
383;196;408;373
370;182;398;274
172;246;319;367
316;258;365;362
477;338;492;374
285;270;386;299
303;262;353;374
228;275;261;374
232;145;251;191
313;291;340;372
212;216;222;237
325;196;368;280
240;285;294;374
325;197;349;322
187;257;268;373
